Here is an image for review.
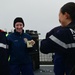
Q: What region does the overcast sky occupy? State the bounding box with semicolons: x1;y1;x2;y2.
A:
0;0;75;38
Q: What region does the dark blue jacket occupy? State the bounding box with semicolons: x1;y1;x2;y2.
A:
0;31;9;75
40;21;75;75
7;30;33;64
41;26;66;75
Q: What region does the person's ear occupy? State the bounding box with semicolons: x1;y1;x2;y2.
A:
65;12;70;19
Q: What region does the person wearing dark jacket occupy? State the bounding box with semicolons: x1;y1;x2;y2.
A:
46;26;65;75
0;29;9;75
40;2;75;75
7;17;35;75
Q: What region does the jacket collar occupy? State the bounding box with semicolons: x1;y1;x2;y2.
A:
14;29;24;36
66;21;75;29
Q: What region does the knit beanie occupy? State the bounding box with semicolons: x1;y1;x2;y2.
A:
13;17;24;27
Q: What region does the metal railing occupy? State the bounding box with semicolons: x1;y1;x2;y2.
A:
39;51;53;65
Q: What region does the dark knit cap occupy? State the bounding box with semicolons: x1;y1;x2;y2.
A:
13;17;24;27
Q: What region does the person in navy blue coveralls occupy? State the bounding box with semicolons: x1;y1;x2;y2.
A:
46;26;65;75
40;2;75;75
0;29;9;75
7;17;35;75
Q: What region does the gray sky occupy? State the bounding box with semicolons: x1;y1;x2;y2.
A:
0;0;75;38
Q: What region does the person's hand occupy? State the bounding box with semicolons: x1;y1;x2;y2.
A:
29;40;35;46
26;40;35;48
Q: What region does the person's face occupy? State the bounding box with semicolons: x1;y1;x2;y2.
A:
59;11;68;27
15;22;24;33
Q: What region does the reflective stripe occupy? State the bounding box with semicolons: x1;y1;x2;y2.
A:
67;43;75;48
6;33;8;37
0;43;8;49
70;28;74;34
49;35;75;49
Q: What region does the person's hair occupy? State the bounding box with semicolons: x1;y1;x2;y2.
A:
60;2;75;20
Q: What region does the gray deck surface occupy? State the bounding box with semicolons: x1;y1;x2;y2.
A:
34;65;55;75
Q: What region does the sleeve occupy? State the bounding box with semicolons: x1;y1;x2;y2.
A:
40;30;68;54
0;32;8;49
0;32;8;62
6;34;12;58
46;26;61;38
46;27;56;38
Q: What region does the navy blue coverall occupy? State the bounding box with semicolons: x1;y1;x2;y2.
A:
7;30;34;75
0;30;9;75
40;21;75;75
